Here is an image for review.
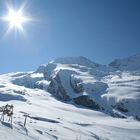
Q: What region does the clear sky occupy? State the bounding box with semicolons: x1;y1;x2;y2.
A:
0;0;140;74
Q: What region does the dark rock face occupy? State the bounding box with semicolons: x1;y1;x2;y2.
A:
70;77;84;93
136;116;140;121
47;74;70;101
73;83;83;93
34;82;44;90
115;102;128;113
36;63;57;80
73;95;100;110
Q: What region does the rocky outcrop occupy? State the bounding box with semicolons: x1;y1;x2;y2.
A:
47;73;70;101
73;95;100;110
114;102;128;113
70;75;84;93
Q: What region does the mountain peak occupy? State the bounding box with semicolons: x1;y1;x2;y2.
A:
50;56;101;68
109;53;140;71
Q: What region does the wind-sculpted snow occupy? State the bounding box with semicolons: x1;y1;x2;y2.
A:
0;93;26;102
102;71;140;118
12;73;46;89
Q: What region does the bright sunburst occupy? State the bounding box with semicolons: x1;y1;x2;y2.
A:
4;8;28;31
0;2;32;35
5;9;27;29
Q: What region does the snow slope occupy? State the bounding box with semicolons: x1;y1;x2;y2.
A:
0;73;140;140
0;54;140;140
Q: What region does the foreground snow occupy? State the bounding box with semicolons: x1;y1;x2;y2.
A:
0;73;140;140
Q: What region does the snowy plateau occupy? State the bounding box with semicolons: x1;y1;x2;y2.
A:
0;54;140;140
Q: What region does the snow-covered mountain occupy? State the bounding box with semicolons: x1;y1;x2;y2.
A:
109;53;140;71
11;55;140;118
0;54;140;140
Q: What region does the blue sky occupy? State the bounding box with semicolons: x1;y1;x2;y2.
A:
0;0;140;73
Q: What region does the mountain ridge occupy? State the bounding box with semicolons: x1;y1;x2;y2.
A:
109;53;140;71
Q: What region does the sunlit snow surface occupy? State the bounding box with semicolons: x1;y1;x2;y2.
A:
0;71;140;140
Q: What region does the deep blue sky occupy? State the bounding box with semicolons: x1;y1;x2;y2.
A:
0;0;140;73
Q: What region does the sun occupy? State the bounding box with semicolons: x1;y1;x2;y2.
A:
4;8;28;30
0;2;33;36
6;9;26;29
